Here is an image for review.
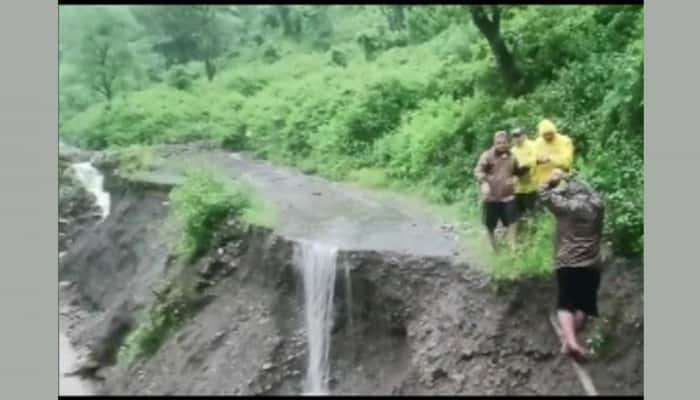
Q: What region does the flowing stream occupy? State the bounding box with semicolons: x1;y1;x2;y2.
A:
60;161;111;395
71;162;111;218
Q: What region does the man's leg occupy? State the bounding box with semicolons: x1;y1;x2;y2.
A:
574;311;587;333
556;268;586;357
558;310;585;356
487;229;498;252
576;267;601;333
503;200;518;249
506;223;517;250
483;202;499;252
513;194;523;235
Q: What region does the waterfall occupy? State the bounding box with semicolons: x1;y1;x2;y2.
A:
294;241;338;395
71;162;110;219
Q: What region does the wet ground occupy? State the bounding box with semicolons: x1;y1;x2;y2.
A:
132;146;461;256
59;332;92;396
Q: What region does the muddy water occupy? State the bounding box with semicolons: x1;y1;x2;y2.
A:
59;333;93;395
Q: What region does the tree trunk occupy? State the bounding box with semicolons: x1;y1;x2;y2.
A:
205;58;216;81
278;7;294;36
382;6;406;31
470;6;526;96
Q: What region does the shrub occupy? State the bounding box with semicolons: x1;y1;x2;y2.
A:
488;213;556;282
118;281;200;367
110;144;161;177
330;49;347;67
167;65;193;91
59;5;643;262
169;168;251;262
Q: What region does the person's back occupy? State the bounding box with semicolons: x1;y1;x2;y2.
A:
538;170;604;359
533;119;574;186
541;179;604;268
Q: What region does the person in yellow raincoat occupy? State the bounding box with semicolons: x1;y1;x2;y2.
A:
510;127;538;219
533;119;574;187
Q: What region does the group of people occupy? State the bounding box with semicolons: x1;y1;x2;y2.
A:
474;119;605;360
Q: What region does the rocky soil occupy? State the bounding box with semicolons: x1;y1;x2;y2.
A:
58;145;643;396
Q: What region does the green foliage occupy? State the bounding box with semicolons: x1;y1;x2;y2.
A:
60;5;644;263
405;5;466;43
167;65;194;90
118;280;200;367
61;84;250;149
488;213;556;281
330;49;348;67
340;79;421;145
111;144;162;177
356;27;409;61
130;5;242;77
375;96;473;203
346;168;390;190
585;316;616;359
170;168;251;262
262;45;281;63
78;12;134;102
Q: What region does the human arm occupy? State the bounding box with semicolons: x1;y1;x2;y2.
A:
537;170;576;215
537;184;575;216
473;151;490;184
473;152;492;199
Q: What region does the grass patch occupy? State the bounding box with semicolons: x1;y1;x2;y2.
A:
346;167;390;189
585;298;623;360
117;276;201;367
480;213;556;282
239;185;280;228
110;144;162;178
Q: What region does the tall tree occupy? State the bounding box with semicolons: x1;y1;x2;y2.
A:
130;5;239;80
470;5;526;96
78;14;132;104
381;5;408;31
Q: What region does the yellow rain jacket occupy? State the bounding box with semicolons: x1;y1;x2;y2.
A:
511;138;537;194
533;120;574;186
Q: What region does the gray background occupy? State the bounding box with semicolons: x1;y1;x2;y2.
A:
0;1;683;398
0;1;58;398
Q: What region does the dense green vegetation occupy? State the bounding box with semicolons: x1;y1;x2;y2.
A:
60;5;643;267
170;168;253;262
119;168;257;365
118;277;201;366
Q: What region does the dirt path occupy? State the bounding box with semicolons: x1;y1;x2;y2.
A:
141;147;462;257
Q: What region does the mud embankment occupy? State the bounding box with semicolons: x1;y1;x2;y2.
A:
58;153;643;396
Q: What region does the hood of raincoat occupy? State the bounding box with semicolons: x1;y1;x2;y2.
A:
533;119;574;186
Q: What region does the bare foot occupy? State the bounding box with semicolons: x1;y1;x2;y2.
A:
560;342;568;355
563;343;588;363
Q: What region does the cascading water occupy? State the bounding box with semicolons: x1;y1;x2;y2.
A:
60;160;109;396
71;162;111;219
294;241;339;395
